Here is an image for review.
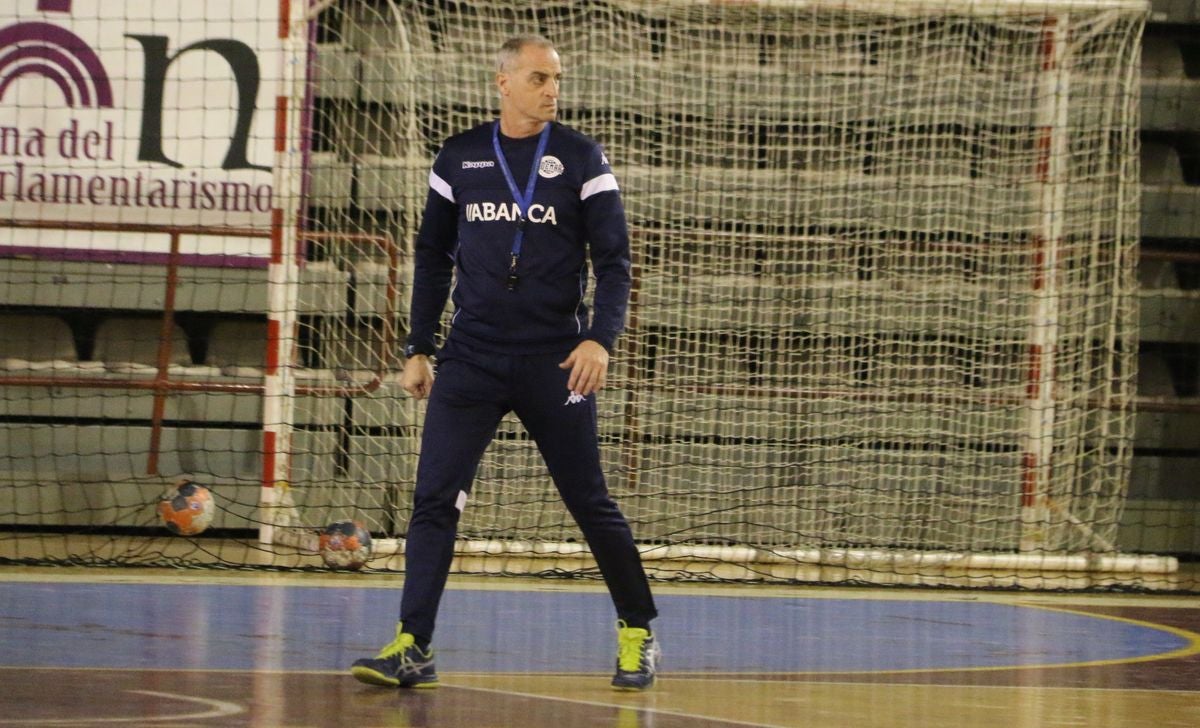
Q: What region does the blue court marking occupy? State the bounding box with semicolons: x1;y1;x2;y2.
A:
0;581;1194;674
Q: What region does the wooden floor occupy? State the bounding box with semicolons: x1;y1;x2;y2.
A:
1;567;1199;727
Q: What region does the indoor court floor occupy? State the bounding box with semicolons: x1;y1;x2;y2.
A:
2;567;1199;728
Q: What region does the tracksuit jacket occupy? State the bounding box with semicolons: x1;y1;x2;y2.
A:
404;120;632;357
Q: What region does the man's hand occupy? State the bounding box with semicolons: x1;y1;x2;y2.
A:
559;339;609;397
401;354;435;400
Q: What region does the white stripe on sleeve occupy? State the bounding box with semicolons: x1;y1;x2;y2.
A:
580;173;619;201
429;169;454;203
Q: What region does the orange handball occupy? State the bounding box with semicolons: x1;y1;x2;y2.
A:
319;520;372;570
157;480;215;536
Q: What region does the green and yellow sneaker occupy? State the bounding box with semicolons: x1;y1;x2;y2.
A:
350;623;438;689
611;620;660;691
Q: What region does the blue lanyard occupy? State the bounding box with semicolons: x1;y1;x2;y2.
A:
492;121;551;290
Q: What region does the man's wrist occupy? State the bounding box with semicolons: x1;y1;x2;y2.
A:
404;342;436;358
587;334;616;353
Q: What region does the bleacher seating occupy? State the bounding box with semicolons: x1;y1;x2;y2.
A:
91;317;192;375
0;314;81;372
206;319;268;376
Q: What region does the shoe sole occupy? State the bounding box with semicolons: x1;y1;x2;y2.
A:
351;666;399;687
610;679;655;692
351;666;439;689
400;679;440;689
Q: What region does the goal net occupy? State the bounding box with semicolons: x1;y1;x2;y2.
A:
0;0;1170;588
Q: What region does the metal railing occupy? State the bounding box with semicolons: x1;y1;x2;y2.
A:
0;219;400;475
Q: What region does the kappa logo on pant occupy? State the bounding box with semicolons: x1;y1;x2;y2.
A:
564;391;585;406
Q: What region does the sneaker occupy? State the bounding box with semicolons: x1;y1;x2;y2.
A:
611;620;660;691
350;623;439;689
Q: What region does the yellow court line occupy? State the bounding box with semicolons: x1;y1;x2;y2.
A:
655;676;1200;694
1008;601;1200;668
3;567;1196;614
2;567;1197;607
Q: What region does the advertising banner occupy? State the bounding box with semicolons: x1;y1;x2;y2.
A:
0;0;284;263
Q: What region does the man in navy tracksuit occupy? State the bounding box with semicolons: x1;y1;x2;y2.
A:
351;34;659;691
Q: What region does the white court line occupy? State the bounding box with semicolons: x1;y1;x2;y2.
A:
0;689;244;725
446;681;787;728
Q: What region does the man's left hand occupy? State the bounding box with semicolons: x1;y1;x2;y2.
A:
559;339;610;397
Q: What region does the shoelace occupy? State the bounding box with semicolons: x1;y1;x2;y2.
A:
377;626;416;659
617;630;649;672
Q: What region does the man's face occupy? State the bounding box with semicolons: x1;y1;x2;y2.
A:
498;44;562;126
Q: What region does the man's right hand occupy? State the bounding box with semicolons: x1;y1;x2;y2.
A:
401;354;435;399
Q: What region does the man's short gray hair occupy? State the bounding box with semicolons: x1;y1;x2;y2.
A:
496;34;556;73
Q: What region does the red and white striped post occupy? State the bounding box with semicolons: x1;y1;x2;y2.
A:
1021;14;1069;553
259;0;307;544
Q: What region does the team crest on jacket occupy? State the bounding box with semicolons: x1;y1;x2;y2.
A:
539;155;564;178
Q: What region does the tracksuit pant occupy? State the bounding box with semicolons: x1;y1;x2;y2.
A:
398;339;658;643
